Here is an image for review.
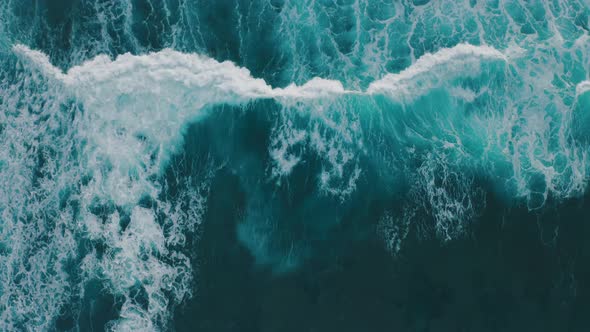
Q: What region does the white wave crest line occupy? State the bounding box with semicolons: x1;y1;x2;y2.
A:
13;43;507;102
576;80;590;96
366;44;506;96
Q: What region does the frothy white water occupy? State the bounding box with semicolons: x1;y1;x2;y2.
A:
576;80;590;96
14;43;507;102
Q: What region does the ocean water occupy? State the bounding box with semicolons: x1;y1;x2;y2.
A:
2;0;590;331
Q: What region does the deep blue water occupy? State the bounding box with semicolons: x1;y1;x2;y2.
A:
2;0;590;331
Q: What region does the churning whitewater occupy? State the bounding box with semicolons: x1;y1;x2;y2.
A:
2;0;590;331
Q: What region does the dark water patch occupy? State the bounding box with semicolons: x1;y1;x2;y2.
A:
77;279;123;332
172;179;590;331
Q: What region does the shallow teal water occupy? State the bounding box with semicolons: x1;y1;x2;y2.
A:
1;0;590;331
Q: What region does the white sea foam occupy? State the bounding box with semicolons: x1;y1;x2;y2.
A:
13;44;350;101
0;64;80;331
13;42;506;104
367;44;506;100
576;80;590;96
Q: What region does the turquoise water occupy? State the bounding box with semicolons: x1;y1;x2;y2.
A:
1;0;590;331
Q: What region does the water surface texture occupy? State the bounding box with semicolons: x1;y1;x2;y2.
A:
2;0;590;331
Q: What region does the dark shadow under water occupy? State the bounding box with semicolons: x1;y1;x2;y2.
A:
46;102;590;332
166;106;590;332
173;186;590;332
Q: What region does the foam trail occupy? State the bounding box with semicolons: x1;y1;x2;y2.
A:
13;44;349;101
577;80;590;96
367;44;506;100
13;43;507;103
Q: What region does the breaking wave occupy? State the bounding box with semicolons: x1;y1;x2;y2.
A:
2;0;590;330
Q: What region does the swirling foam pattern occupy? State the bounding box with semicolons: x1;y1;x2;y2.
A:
1;0;590;330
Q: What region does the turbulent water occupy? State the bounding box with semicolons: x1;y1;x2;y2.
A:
2;0;590;331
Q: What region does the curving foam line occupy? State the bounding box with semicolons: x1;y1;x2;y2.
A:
13;44;350;100
576;80;590;96
13;43;506;103
366;44;506;99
